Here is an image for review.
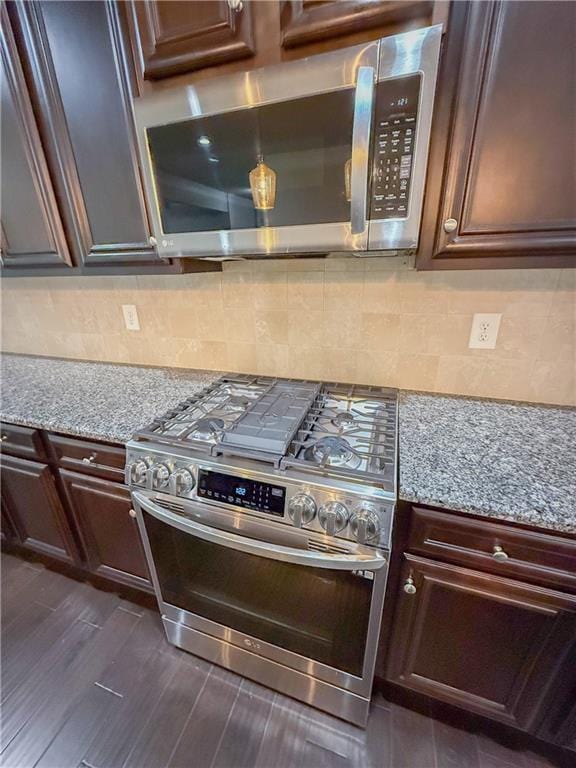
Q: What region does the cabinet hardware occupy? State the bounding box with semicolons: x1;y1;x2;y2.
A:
82;454;97;464
443;217;458;233
0;434;7;442
228;0;243;11
129;508;137;518
404;575;417;595
492;545;509;561
149;236;157;246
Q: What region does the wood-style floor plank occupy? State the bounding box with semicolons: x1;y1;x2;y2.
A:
122;653;211;768
390;703;437;768
255;696;314;768
168;665;243;768
435;721;481;768
1;606;140;768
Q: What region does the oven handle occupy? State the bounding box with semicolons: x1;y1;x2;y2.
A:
133;492;387;572
350;65;375;236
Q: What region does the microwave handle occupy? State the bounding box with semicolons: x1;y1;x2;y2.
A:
133;491;387;572
350;66;375;235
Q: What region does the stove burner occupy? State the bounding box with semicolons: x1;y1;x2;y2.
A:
331;412;356;430
189;417;225;441
305;436;361;469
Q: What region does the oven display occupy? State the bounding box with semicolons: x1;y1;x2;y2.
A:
197;470;286;517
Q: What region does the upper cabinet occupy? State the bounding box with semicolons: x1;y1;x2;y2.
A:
126;0;255;80
280;0;432;48
418;0;576;269
10;0;161;268
0;4;71;269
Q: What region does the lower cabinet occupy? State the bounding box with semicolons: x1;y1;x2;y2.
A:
0;454;78;563
59;469;151;591
386;554;576;733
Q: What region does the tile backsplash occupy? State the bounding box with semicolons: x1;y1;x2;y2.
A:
1;258;574;406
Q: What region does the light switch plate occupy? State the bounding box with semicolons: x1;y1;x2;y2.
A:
122;304;140;332
468;313;501;349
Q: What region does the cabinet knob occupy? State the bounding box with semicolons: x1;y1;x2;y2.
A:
443;217;458;233
129;508;137;518
403;575;417;595
228;0;243;10
82;453;97;464
149;236;157;246
0;434;7;442
492;545;509;561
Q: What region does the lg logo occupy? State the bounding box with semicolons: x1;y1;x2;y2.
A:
243;638;262;651
161;239;174;247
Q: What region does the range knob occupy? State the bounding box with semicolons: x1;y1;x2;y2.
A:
168;468;195;496
318;501;349;537
350;504;381;544
146;462;170;490
124;459;149;486
288;493;317;528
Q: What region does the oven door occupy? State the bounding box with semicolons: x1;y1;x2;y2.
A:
132;491;388;697
133;42;378;258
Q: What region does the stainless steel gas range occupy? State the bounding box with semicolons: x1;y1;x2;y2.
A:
125;374;397;726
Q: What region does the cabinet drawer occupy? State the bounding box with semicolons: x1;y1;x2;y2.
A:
47;434;125;482
0;423;45;460
409;506;576;593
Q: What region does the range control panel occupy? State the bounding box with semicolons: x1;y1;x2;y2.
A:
370;74;421;220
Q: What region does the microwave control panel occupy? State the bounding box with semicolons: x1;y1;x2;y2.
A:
370;74;421;220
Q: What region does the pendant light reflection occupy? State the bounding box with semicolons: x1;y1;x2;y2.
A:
249;155;277;210
344;158;352;202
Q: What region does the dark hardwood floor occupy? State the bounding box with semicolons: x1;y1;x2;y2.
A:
0;553;559;768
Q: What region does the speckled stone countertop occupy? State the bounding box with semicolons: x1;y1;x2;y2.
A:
399;392;576;535
0;354;218;444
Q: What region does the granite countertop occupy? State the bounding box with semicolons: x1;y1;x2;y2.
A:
0;354;218;444
399;392;576;535
1;354;574;535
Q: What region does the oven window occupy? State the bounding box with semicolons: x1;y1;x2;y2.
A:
146;88;356;234
143;512;373;677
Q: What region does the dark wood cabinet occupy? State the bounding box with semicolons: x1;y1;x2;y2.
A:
418;0;576;269
126;0;254;81
0;4;71;270
10;0;163;268
387;554;576;732
59;470;151;591
280;0;432;48
0;454;78;563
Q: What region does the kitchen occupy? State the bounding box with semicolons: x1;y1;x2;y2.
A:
1;1;574;767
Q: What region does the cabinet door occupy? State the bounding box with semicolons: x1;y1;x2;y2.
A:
386;555;576;732
418;0;576;269
11;0;162;267
280;1;432;48
0;5;71;270
127;0;254;80
0;454;78;563
60;470;151;591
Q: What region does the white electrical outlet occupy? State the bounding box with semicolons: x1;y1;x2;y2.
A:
468;313;501;349
122;304;140;332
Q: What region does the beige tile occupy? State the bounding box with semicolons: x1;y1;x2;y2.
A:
537;304;575;362
530;360;575;406
284;258;326;272
496;315;546;359
425;315;471;356
362;271;402;313
195;307;229;342
288;347;325;380
255;343;290;377
361;313;400;351
324;256;365;272
224;309;255;343
288;309;324;348
319;347;357;383
286;271;324;309
398;315;428;354
397;354;439;391
355;349;398;387
227;342;257;373
435;355;487;397
323;311;361;348
254;310;289;344
323;271;364;311
222;271;254;309
397;272;450;315
252;273;287;310
479;358;534;402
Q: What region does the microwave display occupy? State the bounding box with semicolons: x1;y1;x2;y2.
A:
370;74;421;220
197;470;286;517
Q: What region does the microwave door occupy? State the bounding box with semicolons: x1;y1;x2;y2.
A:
136;42;379;258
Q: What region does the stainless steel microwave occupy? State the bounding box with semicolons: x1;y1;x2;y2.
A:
133;25;442;260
